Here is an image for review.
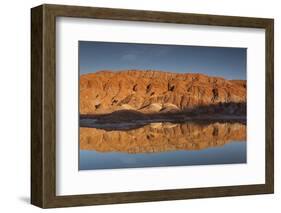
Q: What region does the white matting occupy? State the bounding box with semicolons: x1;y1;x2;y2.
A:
56;17;265;196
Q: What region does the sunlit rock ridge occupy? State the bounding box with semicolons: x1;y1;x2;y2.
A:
80;70;246;114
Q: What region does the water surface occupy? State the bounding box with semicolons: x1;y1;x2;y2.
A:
79;122;246;170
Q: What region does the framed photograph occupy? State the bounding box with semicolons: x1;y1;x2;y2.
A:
31;4;274;208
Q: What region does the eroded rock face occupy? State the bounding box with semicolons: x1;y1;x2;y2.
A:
80;70;246;114
80;122;246;153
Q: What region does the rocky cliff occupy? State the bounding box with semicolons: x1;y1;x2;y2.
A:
80;70;246;114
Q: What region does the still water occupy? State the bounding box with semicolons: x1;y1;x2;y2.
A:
79;122;246;170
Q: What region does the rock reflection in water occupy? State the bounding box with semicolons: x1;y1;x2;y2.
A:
80;122;246;154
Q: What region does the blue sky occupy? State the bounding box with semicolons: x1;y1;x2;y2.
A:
79;41;246;80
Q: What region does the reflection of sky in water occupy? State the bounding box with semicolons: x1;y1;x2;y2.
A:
79;141;246;170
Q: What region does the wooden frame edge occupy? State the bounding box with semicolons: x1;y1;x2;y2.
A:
31;5;44;208
265;19;274;194
31;4;274;208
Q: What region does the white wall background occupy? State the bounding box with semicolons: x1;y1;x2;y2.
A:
0;0;279;212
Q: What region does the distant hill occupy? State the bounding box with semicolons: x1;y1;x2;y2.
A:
80;70;246;114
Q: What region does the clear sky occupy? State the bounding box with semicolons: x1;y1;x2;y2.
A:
79;41;246;80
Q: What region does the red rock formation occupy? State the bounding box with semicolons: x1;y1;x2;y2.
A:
80;70;246;114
